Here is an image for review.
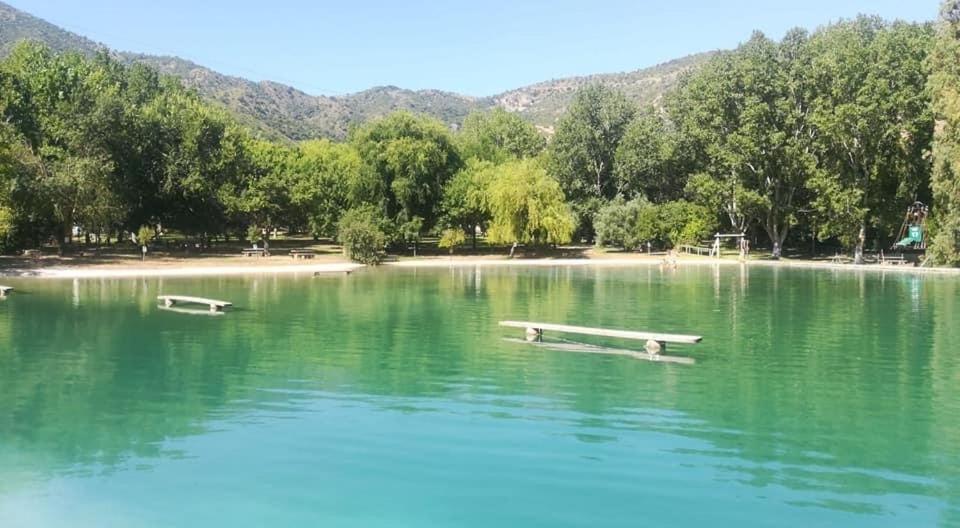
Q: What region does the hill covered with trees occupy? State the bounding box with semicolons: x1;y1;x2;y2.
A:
0;1;711;141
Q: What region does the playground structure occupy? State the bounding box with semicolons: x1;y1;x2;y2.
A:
892;202;928;252
710;233;749;260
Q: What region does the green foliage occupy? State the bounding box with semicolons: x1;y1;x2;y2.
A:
613;110;689;202
458;108;545;162
549;85;636;200
549;85;637;237
484;159;575;246
594;197;651;250
350;112;462;230
594;197;714;250
929;1;960;264
804;18;934;257
668;30;818;255
136;225;154;247
438;228;466;254
657;201;716;247
292;140;362;238
441;159;496;244
337;206;387;265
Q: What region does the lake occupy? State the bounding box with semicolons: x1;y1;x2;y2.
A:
0;265;958;527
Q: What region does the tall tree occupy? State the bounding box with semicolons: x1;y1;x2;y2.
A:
669;31;818;257
929;1;960;265
290;140;362;239
613;110;690;203
350;111;462;233
441;158;495;249
549;85;636;238
805;17;934;263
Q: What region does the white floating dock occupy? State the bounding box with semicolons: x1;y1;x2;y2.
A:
157;295;232;312
499;321;702;345
0;286;13;297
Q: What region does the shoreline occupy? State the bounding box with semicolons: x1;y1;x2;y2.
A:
2;262;364;279
2;253;959;279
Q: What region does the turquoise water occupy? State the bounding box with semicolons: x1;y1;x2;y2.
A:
0;266;958;527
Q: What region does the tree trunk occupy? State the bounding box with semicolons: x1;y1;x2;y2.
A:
854;223;866;265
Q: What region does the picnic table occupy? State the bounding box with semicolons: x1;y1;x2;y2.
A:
241;248;268;257
289;249;316;260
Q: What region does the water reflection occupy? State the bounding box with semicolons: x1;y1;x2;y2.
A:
0;266;957;525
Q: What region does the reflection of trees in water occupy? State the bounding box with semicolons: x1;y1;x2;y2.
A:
0;268;957;518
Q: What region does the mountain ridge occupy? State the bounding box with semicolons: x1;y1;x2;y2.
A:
0;1;715;141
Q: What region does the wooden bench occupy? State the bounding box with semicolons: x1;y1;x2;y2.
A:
290;249;316;260
157;295;232;312
23;249;41;259
0;286;14;298
241;248;268;258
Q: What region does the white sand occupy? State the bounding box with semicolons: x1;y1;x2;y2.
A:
6;255;958;279
25;262;364;279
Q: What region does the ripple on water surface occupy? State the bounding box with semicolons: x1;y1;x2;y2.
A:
0;266;958;527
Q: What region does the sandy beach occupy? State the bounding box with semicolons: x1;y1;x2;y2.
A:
3;250;958;279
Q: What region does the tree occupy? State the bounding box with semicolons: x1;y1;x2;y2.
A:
484;159;575;246
350;111;462;231
290;140;362;238
438;228;466;255
221;139;292;249
805;18;934;263
613;110;689;203
458;108;545;162
441;158;495;248
337;205;388;265
549;85;636;238
594;197;651;250
136;225;153;260
657;201;716;247
669;31;818;257
929;1;960;265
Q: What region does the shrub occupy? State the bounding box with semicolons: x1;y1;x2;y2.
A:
438;228;466;254
594;197;652;250
658;200;715;247
337;206;387;264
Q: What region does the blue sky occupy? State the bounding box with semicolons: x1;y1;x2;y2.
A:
8;0;939;96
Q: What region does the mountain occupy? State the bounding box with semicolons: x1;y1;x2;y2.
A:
0;1;714;141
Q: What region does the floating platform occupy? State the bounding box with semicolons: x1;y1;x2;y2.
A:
157;295;232;312
0;286;13;297
500;320;701;359
499;321;701;345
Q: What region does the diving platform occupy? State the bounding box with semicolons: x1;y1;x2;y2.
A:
157;295;232;312
0;286;13;297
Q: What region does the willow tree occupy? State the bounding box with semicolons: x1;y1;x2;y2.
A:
350;111;462;233
929;1;960;265
484;159;575;247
